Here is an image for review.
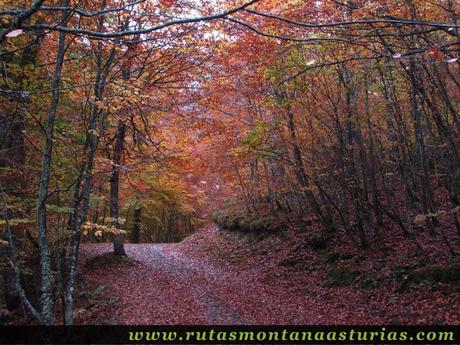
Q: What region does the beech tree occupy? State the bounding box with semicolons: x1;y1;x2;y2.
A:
0;0;459;324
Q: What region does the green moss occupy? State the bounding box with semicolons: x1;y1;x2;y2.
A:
280;257;298;268
340;253;354;260
392;264;460;292
360;276;379;290
227;216;243;231
308;236;330;250
214;208;279;235
248;217;262;232
324;252;340;264
424;265;460;283
326;268;361;287
84;253;131;268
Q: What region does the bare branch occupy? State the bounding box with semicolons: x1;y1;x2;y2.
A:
243;8;460;30
21;0;261;39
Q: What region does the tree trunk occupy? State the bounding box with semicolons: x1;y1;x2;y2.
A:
286;107;335;232
35;4;68;323
110;121;127;256
65;4;116;323
0;14;38;315
133;207;142;243
0;242;19;311
0;109;24;311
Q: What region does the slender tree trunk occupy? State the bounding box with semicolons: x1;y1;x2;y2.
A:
364;76;384;233
339;65;370;249
408;62;435;218
110;121;127;256
35;4;68;323
235;166;252;213
285;106;335;232
0;105;25;310
133;207;142;243
65;2;116;323
1;205;42;321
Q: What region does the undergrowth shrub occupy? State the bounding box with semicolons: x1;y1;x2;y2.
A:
213;208;280;234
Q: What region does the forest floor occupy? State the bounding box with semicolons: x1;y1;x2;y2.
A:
77;224;460;325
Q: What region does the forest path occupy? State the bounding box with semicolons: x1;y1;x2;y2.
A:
79;243;253;324
78;225;459;325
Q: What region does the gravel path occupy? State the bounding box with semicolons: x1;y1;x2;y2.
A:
80;243;252;324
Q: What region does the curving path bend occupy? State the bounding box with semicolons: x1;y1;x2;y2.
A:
80;243;253;324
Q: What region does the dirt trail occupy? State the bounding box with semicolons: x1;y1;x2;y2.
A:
79;226;460;325
80;243;252;324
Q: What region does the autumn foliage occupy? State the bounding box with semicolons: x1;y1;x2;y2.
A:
0;0;459;325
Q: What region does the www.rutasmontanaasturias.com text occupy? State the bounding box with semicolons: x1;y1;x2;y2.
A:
127;327;455;343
